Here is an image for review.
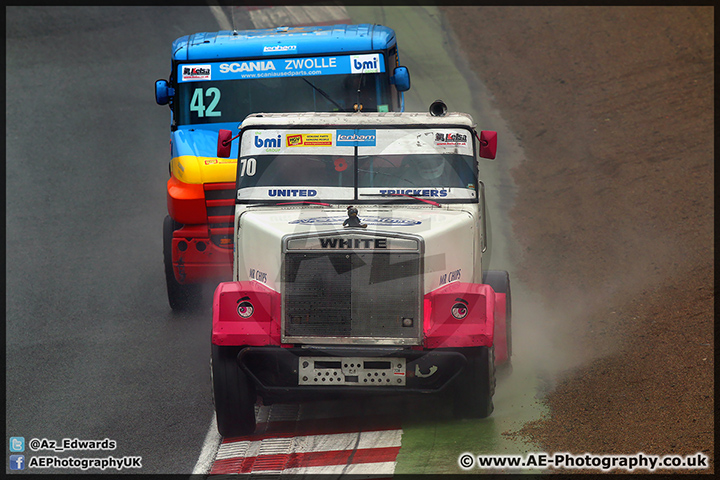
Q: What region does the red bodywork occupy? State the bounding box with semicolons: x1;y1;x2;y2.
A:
168;178;235;284
211;280;510;365
213;281;282;346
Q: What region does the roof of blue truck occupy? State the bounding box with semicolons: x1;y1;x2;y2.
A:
172;24;397;61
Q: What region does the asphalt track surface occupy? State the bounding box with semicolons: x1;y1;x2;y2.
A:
6;7;223;474
6;5;540;475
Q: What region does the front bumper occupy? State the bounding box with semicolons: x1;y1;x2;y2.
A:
237;345;470;400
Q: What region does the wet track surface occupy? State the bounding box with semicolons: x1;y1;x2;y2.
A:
6;7;221;474
6;6;543;474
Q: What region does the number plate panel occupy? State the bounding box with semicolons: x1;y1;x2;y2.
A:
298;357;406;386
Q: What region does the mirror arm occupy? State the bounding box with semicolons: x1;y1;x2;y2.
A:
223;132;241;147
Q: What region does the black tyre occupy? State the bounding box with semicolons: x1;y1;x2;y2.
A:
163;215;202;311
453;346;495;419
483;270;512;365
211;344;257;437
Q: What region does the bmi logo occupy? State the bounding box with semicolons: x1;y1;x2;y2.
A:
350;54;381;74
254;134;282;149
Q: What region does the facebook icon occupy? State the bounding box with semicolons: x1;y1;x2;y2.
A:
10;454;25;470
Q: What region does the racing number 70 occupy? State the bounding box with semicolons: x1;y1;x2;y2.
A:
239;158;257;177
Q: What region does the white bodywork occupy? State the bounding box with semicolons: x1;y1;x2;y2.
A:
234;204;483;294
230;112;487;344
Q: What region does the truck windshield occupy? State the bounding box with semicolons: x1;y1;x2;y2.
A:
236;154;356;201
358;154;475;190
175;55;392;126
236;126;478;203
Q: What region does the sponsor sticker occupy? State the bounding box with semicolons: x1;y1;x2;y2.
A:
182;54;385;82
286;133;333;147
263;45;297;54
219;60;277;74
336;130;377;146
289;216;421;226
253;133;283;152
350;54;382;74
435;132;468;146
181;64;211;81
379;188;449;198
204;158;237;165
268;189;318;197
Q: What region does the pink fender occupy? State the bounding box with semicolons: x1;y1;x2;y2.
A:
423;282;495;349
493;292;509;365
212;281;281;346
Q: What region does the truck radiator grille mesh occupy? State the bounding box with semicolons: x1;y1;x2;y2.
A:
283;251;420;341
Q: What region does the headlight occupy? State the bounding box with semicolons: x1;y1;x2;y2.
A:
237;299;254;318
451;300;469;320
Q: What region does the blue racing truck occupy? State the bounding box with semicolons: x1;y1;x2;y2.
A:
155;24;411;310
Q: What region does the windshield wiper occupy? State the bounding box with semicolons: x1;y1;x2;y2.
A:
359;192;441;207
276;201;332;206
356;168;442;206
385;193;441;207
300;77;347;112
355;69;365;111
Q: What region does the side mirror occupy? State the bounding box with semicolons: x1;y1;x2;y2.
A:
217;129;233;158
392;66;411;92
155;79;174;105
478;130;497;159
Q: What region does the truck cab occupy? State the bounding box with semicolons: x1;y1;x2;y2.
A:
156;24;411;310
210;108;511;437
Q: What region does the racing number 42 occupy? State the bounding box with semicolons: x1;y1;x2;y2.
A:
190;87;221;118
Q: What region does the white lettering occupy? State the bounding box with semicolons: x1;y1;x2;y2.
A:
219;61;276;74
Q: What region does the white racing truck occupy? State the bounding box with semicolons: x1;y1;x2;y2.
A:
210;103;511;436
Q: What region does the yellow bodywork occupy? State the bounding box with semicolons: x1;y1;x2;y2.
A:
171;155;237;184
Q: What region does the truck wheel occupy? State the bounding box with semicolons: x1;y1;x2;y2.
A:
211;344;257;437
163;215;202;311
453;346;495;419
483;270;512;371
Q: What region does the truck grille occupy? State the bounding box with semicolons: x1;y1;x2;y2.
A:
282;234;422;344
204;182;235;248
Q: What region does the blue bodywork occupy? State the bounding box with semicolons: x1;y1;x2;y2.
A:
171;25;397;61
160;24;407;164
172;123;240;159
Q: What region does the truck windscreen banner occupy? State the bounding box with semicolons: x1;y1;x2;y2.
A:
179;54;385;82
236;127;478;201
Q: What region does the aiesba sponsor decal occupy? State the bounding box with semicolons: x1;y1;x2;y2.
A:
182;64;211;81
435;132;468;146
